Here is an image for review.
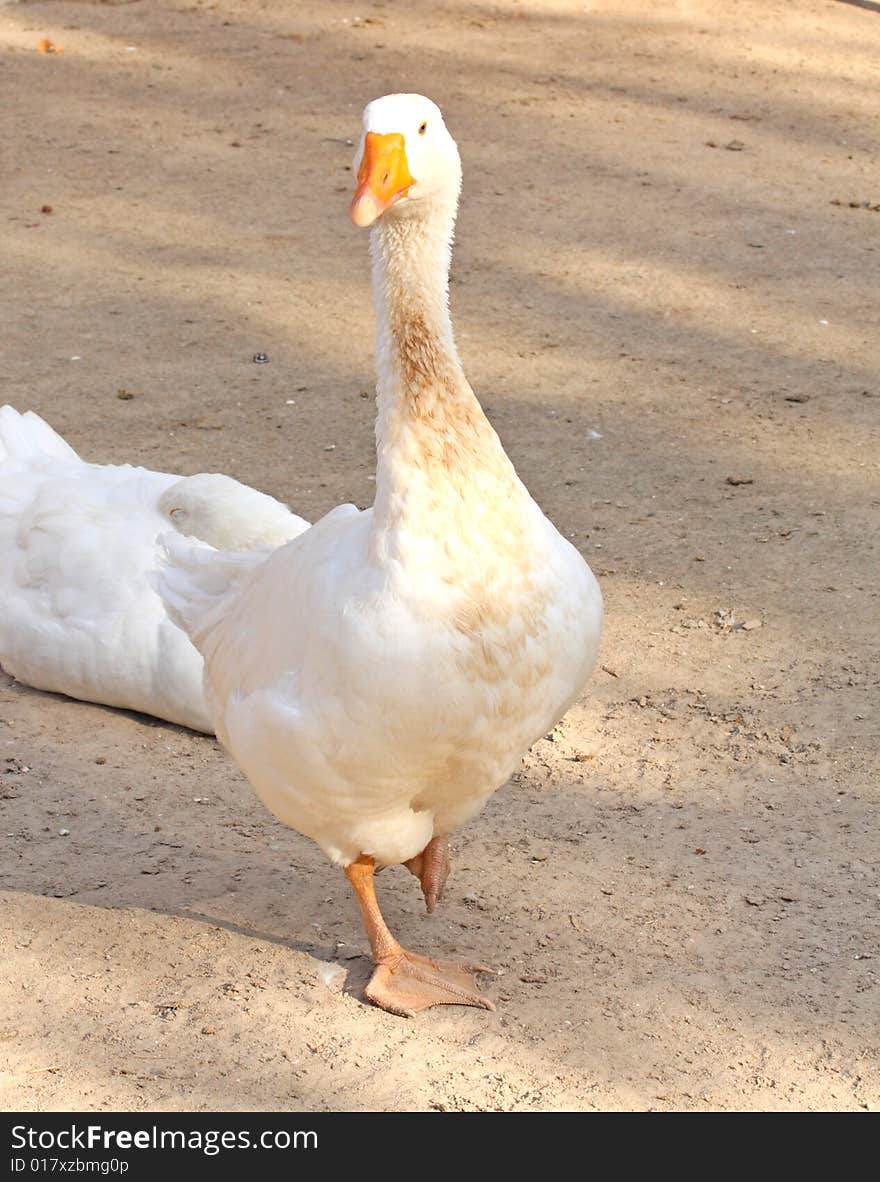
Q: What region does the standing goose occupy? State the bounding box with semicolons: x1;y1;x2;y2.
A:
0;405;307;732
157;94;603;1016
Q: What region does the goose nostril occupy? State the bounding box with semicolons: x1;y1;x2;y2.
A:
382;171;390;185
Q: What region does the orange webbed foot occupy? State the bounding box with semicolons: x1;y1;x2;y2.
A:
345;853;494;1019
365;949;495;1018
404;834;450;913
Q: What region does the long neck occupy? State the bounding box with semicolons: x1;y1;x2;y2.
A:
371;197;462;452
370;200;521;535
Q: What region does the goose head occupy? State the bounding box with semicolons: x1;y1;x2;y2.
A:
159;473;305;550
350;94;461;228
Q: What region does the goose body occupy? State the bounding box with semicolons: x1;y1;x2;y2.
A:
158;95;603;1014
162;482;597;866
0;406;308;731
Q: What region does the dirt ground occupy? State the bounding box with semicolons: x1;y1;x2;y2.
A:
1;0;877;1112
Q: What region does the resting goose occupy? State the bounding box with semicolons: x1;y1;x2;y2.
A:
0;406;307;732
157;94;603;1016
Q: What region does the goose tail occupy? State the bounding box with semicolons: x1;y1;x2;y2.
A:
152;532;266;650
0;406;81;465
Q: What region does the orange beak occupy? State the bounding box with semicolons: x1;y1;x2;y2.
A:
350;132;414;228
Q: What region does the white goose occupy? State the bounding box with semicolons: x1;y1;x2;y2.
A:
0;406;307;732
158;94;603;1016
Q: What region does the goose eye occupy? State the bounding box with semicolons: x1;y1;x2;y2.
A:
418;121;427;135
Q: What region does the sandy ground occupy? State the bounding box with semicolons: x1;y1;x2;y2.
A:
1;0;878;1112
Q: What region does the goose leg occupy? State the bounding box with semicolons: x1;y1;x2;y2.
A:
404;834;450;913
345;855;494;1018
